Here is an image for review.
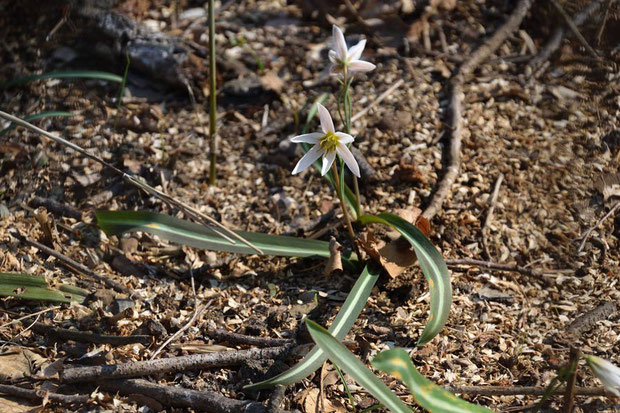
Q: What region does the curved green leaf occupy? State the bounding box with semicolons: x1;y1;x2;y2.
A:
306;320;412;413
0;273;88;304
0;111;74;136
1;71;123;88
96;211;357;263
373;348;494;412
358;213;451;346
245;264;380;389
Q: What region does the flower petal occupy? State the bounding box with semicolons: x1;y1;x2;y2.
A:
336;143;360;178
328;50;339;64
348;60;376;73
329;64;343;76
290;132;322;144
292;144;323;175
317;103;335;134
335;132;354;145
332;25;348;60
347;39;366;61
321;150;336;176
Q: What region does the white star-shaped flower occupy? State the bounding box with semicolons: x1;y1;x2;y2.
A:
585;355;620;397
290;103;360;178
328;25;376;75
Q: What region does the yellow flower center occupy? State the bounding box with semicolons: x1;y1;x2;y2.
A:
319;131;339;153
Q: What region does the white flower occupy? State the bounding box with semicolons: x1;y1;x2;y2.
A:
328;25;376;75
290;103;360;178
585;355;620;397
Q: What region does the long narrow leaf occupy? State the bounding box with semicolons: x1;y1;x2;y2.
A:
306;320;412;413
0;273;88;304
358;213;452;346
0;111;74;136
245;264;380;389
96;210;357;265
373;349;494;412
1;71;123;88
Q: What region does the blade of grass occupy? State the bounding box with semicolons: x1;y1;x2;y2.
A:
373;348;495;412
245;264;380;389
306;320;412;413
358;213;452;346
0;111;74;136
1;70;123;88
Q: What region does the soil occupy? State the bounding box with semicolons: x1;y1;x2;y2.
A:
0;0;619;412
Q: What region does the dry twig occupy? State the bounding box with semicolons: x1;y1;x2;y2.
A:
31;322;152;345
444;385;611;397
0;384;89;406
351;79;405;123
0;110;262;254
99;379;268;413
529;0;612;69
446;258;539;277
13;231;132;296
422;0;533;220
205;327;294;347
577;201;620;253
482;172;504;259
549;0;600;58
61;345;291;382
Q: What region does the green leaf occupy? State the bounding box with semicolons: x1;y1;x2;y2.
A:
358;213;452;346
245;264;380;389
95;210;357;263
306;320;412;413
0;111;74;136
1;71;123;88
0;273;88;304
373;348;495;412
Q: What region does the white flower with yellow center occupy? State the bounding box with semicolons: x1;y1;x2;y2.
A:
329;25;376;75
585;355;620;397
290;103;360;178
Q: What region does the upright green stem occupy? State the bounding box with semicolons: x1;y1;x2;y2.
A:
208;0;217;185
342;68;362;217
332;162;356;247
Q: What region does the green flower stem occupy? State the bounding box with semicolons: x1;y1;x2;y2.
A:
208;0;217;185
332;162;357;248
342;67;362;218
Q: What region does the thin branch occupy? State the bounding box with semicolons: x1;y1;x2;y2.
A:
549;0;599;58
444;385;611;397
205;327;294;348
351;79;405;123
0;384;89;405
422;0;533;220
99;379;268;413
0;306;59;330
577;201;620;252
482;172;504;259
31;322;152;345
562;347;581;413
13;231;132;296
61;345;291;382
0;110;262;254
529;0;611;69
446;258;540;277
151;302;210;359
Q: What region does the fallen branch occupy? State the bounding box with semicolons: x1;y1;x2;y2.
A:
266;385;287;413
61;345;291;383
0;383;89;405
422;0;533;220
31;322;152;346
99;378;268;413
577;201;620;253
567;301;618;335
529;0;611;69
30;196;83;220
444;385;611;397
14;231;132;296
446;258;539;277
205;327;294;348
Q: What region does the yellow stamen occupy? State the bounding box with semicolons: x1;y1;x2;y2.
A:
319;131;339;153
